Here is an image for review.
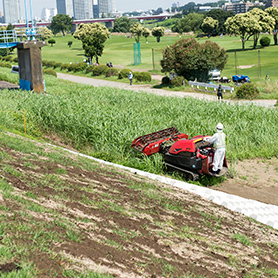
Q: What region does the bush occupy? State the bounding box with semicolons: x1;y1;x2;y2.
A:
162;76;170;85
260;36;271;47
118;69;132;79
53;62;62;69
61;63;70;71
72;62;88;72
92;65;109;76
236;83;260;100
134;71;152;82
171;76;187;87
0;62;11;68
85;65;96;74
4;55;13;62
106;68;119;77
43;69;57;77
12;57;18;63
42;60;48;67
44;60;56;68
48;39;56;46
68;41;73;47
0;48;8;57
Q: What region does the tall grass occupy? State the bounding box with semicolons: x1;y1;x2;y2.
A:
0;68;277;177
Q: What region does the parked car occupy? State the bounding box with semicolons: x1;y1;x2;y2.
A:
11;65;19;73
208;68;221;81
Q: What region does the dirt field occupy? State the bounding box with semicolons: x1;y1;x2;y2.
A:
0;132;278;278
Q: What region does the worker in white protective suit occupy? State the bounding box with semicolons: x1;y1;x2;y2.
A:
206;123;226;175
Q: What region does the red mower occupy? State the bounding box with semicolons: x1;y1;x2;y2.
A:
131;127;228;180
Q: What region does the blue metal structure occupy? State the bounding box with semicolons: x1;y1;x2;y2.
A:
0;30;18;48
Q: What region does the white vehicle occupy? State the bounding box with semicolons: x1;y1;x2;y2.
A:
208;68;221;81
11;65;19;73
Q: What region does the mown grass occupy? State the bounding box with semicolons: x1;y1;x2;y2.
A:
0;67;277;185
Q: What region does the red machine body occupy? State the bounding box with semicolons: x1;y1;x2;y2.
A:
131;127;228;180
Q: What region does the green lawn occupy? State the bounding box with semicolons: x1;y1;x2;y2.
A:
41;33;278;83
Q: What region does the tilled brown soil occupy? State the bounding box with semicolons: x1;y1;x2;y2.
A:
0;133;278;278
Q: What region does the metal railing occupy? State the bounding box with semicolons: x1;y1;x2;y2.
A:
189;81;234;93
0;30;18;44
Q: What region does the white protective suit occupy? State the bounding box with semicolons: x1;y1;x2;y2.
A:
207;128;226;172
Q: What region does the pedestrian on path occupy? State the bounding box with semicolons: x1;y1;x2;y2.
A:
129;71;133;85
217;84;223;103
205;123;226;176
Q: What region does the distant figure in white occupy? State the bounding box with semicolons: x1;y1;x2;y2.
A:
206;123;226;176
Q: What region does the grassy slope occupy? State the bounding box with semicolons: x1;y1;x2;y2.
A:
0;130;278;278
0;68;277;186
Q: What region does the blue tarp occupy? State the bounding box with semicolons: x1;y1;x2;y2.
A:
232;74;250;82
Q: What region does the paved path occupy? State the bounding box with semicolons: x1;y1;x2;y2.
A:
57;73;277;108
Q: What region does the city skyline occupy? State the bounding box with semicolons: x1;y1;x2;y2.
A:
0;0;214;22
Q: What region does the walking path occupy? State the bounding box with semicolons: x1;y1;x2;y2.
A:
57;73;277;108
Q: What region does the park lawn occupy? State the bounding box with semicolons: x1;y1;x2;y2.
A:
41;33;278;83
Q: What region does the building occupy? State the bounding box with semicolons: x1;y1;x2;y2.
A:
99;0;115;16
231;1;254;14
265;0;278;8
3;0;21;23
56;0;74;18
41;8;57;21
73;0;90;19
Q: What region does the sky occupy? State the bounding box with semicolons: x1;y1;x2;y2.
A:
1;0;210;19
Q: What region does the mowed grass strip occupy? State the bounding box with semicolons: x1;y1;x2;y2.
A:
0;131;278;277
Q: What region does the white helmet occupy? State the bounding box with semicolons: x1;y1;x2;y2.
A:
216;123;223;130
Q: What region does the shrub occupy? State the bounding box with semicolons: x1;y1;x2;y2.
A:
42;60;48;66
53;62;62;69
67;63;75;72
45;60;56;68
134;72;152;82
106;68;119;77
162;76;170;85
85;65;96;74
260;36;271;47
48;39;56;46
171;76;187;87
236;83;260;100
72;62;88;72
119;68;132;79
0;62;11;68
43;69;57;77
61;63;70;71
4;55;13;62
12;57;18;63
92;65;109;76
0;48;8;57
68;41;73;47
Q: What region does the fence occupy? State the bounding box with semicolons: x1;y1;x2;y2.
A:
189;81;234;93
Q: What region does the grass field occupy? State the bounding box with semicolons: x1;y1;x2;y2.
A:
0;67;277;186
40;33;278;82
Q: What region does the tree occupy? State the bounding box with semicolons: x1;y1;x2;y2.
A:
266;7;278;45
171;13;203;33
68;41;73;47
37;27;53;41
143;28;151;42
129;22;144;43
205;9;234;35
201;17;218;37
73;23;110;64
6;23;14;30
248;8;275;48
225;9;275;49
151;27;165;42
225;13;256;50
48;39;56;46
160;37;228;82
50;14;73;36
113;16;131;33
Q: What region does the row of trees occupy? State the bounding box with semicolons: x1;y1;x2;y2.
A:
225;7;278;49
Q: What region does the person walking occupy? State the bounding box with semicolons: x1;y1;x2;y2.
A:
217;84;223;102
128;71;133;85
205;123;226;176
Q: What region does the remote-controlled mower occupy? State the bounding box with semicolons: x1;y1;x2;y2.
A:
131;127;228;180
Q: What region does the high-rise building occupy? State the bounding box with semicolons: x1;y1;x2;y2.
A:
56;0;74;18
99;0;115;15
3;0;21;23
73;0;90;19
41;8;57;21
93;0;99;18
